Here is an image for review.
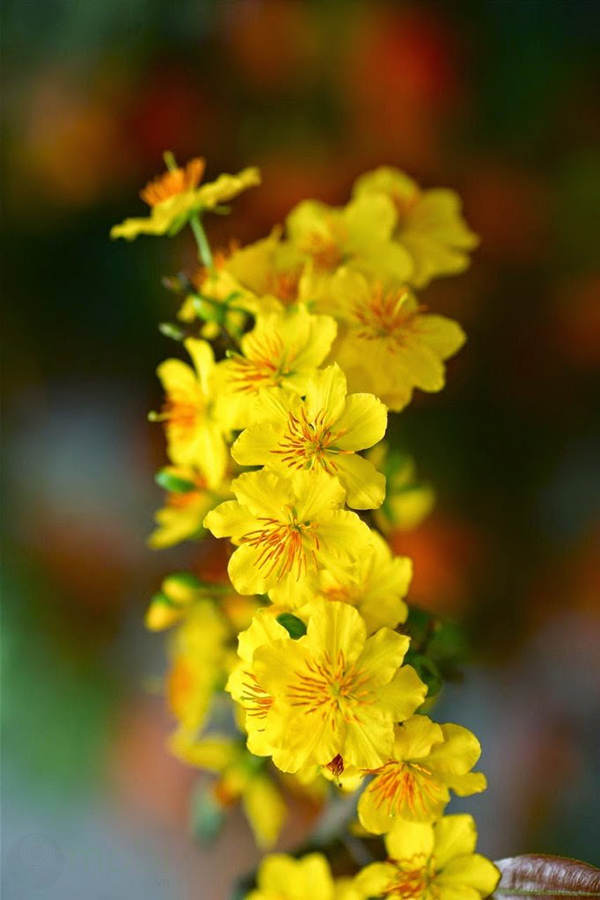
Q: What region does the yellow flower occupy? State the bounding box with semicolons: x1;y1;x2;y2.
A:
286;194;414;284
151;338;232;488
169;731;286;849
354;815;500;900
231;364;387;509
368;444;436;534
358;714;487;833
223;229;311;311
227;608;290;758
204;468;373;598
247;851;353;900
251;600;427;773
166;601;229;734
327;269;466;411
148;465;231;549
353;167;479;288
274;532;412;635
110;158;260;241
217;306;337;428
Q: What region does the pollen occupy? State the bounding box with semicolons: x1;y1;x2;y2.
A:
287;650;372;719
354;284;422;346
385;853;436;898
365;761;441;818
230;334;293;393
270;407;350;473
241;514;321;582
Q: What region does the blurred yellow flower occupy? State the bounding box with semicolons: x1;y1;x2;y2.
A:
358;714;486;833
217;306;337;428
286;194;414;284
222;229;311;311
148;465;231;549
110;158;260;240
353;167;479;288
354;815;499;900
252;600;426;773
231;364;387;509
204;469;373;598
247;852;337;900
150;338;232;488
274;531;411;635
327;270;466;411
169;731;286;849
368;444;436;534
166;601;230;735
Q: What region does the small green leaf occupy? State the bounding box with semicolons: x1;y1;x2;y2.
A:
155;469;196;493
276;613;307;639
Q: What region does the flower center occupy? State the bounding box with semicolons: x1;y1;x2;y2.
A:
270;407;350;473
386;853;437;898
353;285;421;346
287;650;371;718
390;186;421;229
162;391;204;443
365;761;443;819
230;334;295;393
241;514;320;581
302;222;347;271
268;268;302;304
140;158;205;207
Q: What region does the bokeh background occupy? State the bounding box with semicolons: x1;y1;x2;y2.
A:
2;0;599;897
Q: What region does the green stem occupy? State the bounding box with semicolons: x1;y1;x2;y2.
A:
189;213;213;269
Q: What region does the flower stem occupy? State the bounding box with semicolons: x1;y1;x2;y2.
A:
189;213;213;269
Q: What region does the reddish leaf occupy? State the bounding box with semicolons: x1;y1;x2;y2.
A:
493;854;600;898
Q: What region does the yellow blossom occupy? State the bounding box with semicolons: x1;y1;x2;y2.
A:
250;600;426;773
368;444;436;534
216;306;337;428
231;364;387;509
246;852;338;900
326;269;466;411
358;715;487;833
110;158;260;241
286;194;414;285
354;815;500;900
204;468;373;598
166;601;229;735
222;229;312;311
274;532;412;635
353;167;479;288
150;338;232;488
227;608;290;758
169;731;286;849
148;465;231;549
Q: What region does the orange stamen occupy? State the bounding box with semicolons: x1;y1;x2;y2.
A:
140;157;206;207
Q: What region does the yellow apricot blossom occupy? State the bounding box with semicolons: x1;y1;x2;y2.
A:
169;731;286;849
231;364;387;509
274;531;412;634
326;269;466;411
354;815;499;900
148;465;230;549
222;229;311;311
353;166;479;288
358;714;487;833
204;469;373;598
251;600;426;773
150;338;233;488
166;601;229;735
216;306;337;428
247;852;338;900
111;158;260;240
286;193;414;285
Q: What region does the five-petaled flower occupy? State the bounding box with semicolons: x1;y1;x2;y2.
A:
354;814;500;900
250;600;427;773
231;364;387;509
204;469;373;598
358;714;487;833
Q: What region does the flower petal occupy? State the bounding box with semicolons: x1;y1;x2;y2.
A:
336;454;386;509
335;394;388;451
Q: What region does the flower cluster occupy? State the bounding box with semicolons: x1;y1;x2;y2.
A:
113;155;499;896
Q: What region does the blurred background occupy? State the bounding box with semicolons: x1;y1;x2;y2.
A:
2;0;599;897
